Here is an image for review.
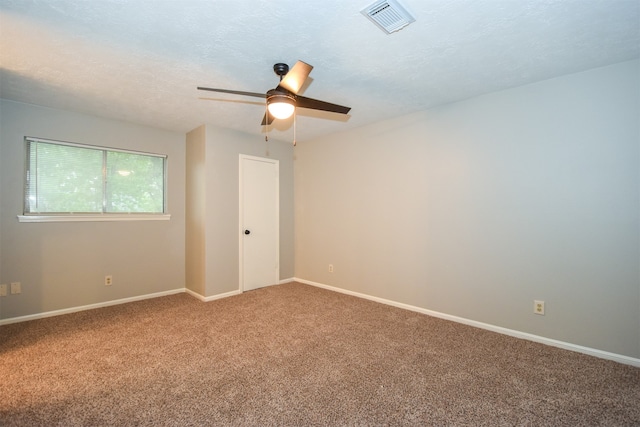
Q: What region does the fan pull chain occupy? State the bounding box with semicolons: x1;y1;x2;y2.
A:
293;110;297;147
265;103;269;143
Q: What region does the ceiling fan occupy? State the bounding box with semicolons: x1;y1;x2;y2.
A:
197;61;351;126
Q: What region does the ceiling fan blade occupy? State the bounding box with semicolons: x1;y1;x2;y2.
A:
295;95;351;114
197;87;266;98
261;111;275;126
277;61;313;95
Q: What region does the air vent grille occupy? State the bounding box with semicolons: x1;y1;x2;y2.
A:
361;0;416;34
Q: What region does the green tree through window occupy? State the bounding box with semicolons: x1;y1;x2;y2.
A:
25;138;166;214
106;151;164;213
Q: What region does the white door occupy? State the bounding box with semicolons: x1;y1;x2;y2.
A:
239;155;279;292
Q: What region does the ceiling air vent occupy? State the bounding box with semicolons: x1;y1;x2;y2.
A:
361;0;416;34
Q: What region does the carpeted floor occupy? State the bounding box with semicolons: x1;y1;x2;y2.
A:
1;282;639;426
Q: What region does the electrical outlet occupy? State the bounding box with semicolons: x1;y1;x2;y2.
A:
328;264;334;273
11;282;21;294
105;275;113;286
0;284;7;297
534;300;545;315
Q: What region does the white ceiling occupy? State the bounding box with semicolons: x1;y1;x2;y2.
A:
1;0;639;143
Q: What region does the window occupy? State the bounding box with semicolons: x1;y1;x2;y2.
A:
20;137;168;222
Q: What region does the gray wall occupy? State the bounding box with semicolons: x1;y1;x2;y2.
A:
294;60;640;358
185;124;294;297
0;100;186;319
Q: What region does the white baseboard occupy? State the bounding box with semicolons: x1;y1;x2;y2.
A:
294;277;640;368
0;288;185;326
5;278;636;368
1;281;293;325
185;288;241;302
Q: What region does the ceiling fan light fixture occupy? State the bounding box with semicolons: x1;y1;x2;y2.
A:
267;93;296;119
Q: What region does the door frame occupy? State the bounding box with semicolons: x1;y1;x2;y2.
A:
238;154;279;292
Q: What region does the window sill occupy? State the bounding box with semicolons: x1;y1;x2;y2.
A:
17;214;171;223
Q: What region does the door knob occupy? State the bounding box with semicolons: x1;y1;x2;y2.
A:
244;230;251;235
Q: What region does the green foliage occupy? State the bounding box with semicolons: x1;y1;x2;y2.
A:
27;140;165;214
106;151;164;213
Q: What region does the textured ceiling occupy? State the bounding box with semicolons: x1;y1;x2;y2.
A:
1;0;639;143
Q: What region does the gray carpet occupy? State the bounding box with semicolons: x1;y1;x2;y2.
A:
1;282;639;426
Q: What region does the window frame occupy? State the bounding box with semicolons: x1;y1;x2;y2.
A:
18;137;171;223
